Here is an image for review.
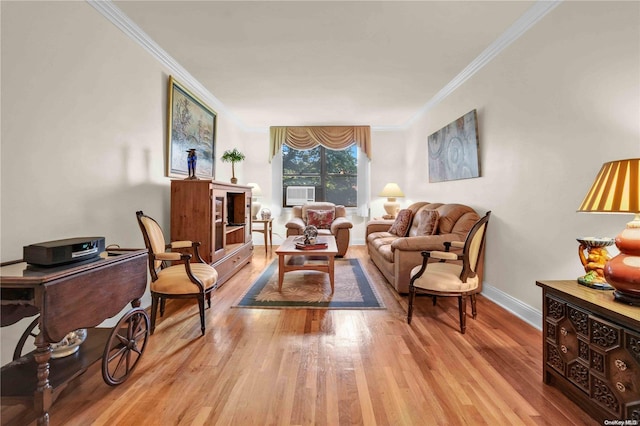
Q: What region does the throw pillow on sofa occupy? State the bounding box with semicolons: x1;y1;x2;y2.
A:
307;209;334;229
388;209;413;236
416;210;439;235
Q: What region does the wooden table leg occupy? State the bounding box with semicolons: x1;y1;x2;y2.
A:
262;228;268;256
278;255;284;291
268;222;273;252
328;256;335;293
33;333;52;426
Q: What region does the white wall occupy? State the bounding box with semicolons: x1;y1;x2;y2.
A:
0;1;247;365
404;1;639;321
1;1;638;366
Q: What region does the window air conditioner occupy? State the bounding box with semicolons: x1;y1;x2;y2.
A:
286;186;315;205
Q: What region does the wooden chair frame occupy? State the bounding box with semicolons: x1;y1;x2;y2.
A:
407;211;491;333
136;211;216;336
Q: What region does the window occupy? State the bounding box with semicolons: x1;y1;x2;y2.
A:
282;145;358;207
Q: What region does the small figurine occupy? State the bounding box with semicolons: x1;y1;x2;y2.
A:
576;237;614;288
303;225;318;245
186;149;198;180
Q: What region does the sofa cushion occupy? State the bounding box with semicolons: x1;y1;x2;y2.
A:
433;204;474;234
301;202;336;219
369;235;397;251
367;231;394;243
388;209;413;236
378;243;395;263
410;262;479;292
415;210;440;236
408;204;441;236
307;209;334;229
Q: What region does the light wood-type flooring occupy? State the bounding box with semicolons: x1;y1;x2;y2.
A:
1;246;596;425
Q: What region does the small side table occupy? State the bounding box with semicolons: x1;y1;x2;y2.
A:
252;218;274;255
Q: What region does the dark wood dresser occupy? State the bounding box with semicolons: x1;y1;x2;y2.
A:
536;280;640;422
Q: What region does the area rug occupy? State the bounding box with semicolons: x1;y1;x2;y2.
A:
233;258;385;309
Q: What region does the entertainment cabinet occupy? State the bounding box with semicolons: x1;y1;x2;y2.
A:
536;280;640;422
171;180;253;286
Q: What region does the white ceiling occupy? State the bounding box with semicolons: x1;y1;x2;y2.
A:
113;0;537;129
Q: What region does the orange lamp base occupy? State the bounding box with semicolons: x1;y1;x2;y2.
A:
605;216;640;306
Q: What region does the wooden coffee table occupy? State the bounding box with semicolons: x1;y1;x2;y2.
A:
275;236;339;293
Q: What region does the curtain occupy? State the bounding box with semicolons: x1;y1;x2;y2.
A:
270;125;371;217
269;126;371;162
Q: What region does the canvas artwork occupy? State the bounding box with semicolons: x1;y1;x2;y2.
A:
167;76;216;178
428;110;480;183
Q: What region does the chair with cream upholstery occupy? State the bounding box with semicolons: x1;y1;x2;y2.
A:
285;202;353;257
407;211;491;334
136;211;218;336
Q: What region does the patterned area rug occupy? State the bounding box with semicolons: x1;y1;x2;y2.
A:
233;258;385;309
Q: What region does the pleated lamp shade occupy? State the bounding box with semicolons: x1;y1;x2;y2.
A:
578;159;639;213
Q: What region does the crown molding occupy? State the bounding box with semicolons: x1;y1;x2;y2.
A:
86;0;248;130
88;0;561;134
404;0;563;129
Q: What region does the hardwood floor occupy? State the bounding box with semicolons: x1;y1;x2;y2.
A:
1;246;596;425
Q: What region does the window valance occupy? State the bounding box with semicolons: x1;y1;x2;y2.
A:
269;126;371;162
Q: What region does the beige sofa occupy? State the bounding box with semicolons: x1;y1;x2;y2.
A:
285;202;353;257
366;202;481;293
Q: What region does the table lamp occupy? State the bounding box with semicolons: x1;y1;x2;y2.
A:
379;183;404;219
247;182;263;219
578;158;640;305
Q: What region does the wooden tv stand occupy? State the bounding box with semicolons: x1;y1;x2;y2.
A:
171;180;253;286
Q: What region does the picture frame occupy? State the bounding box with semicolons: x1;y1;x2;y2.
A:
167;76;216;179
428;109;480;183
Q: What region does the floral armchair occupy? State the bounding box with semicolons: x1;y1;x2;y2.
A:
285;202;353;257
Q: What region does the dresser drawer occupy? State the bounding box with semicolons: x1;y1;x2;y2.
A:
213;243;253;286
589;321;640;418
544;295;590;391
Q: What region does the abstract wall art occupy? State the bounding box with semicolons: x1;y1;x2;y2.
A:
428;109;480;183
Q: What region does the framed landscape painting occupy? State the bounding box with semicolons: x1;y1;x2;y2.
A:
167;76;216;179
428;109;480;183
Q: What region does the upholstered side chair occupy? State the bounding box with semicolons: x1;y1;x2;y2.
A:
136;211;218;336
407;211;491;333
285;202;353;257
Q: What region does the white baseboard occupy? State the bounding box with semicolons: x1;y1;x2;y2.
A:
481;283;542;330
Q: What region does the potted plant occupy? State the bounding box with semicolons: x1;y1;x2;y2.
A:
220;148;245;184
